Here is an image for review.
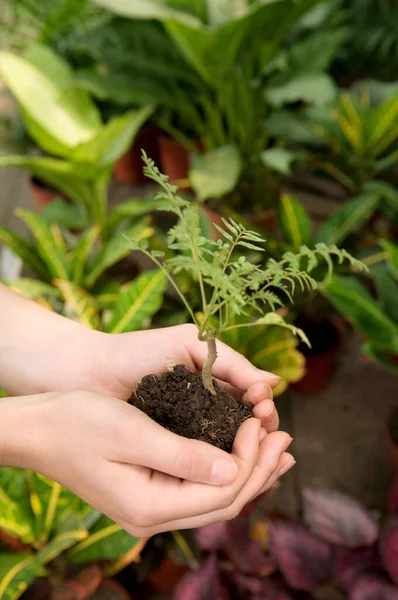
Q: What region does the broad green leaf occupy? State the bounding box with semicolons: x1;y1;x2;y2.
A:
323;275;398;352
381;239;398;281
0;469;35;544
317;191;380;246
41;198;88;231
107;197;164;231
71;226;99;285
103;539;148;577
289;28;348;73
0;553;42;600
260;148;301;175
16;209;71;280
0;52;99;150
205;0;248;26
74;107;154;167
84;220;153;288
363;342;398;376
55;280;100;329
0;228;49;280
94;0;201;26
93;282;122;309
266;73;337;107
371;264;398;324
68;515;141;564
190;145;242;201
106;270;166;334
37;529;88;565
28;472;82;543
5;279;60;302
278;194;312;250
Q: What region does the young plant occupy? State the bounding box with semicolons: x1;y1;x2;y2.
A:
129;153;366;394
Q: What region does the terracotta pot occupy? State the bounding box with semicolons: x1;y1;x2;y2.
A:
146;558;189;595
114;126;159;184
157;134;191;183
292;316;343;394
386;407;398;474
30;178;59;210
248;208;277;235
201;205;224;240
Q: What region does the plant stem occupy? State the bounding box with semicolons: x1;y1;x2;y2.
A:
201;331;217;395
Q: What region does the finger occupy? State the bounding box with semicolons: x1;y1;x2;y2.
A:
185;331;281;390
252;399;279;433
254;452;296;500
113;403;240;486
143;418;262;524
128;433;292;535
242;380;273;405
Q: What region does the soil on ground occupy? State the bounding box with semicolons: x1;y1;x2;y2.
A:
128;364;252;452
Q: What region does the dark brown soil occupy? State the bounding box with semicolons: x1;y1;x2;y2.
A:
128;365;252;452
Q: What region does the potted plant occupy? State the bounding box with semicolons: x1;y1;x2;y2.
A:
0;44;153;239
0;468;145;600
124;154;364;450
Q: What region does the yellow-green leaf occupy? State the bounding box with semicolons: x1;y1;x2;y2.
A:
190;145;242;202
0;469;35;545
84;220;153;288
0;553;42;600
279;194;312;251
4;279;61;302
105;270;166;334
54;280;100;329
381;239;398;281
0;228;48;280
15;209;71;280
37;529;88;565
71;226;99;285
68;516;141;564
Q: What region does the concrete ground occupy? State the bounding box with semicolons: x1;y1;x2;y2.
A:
1;169;398;520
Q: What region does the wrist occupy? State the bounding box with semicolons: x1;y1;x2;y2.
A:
0;394;50;470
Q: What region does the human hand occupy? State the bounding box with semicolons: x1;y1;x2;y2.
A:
93;324;282;433
1;390;294;537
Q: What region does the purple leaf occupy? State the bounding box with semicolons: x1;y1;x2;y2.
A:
268;520;332;591
380;517;398;585
225;514;276;576
174;555;229;600
195;521;227;552
333;546;381;591
388;477;398;515
350;574;398;600
227;573;310;600
303;489;379;547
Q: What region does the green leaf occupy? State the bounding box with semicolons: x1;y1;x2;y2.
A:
55;280;100;329
260;148;301;175
105;270;166;334
94;0;201;26
317;191;381;246
107;197;165;232
266;72;337;107
71;226;99;285
84;220;153;288
37;529;88;565
278;194;312;250
0;469;36;544
253;312;310;346
0;51;99;152
41;198;88;231
371;264;398;324
323;275;398;352
0;227;49;280
0;553;42;600
5;279;60;302
68;515;141;564
16;209;71;280
380;239;398;281
190;145;242;201
74;107;154;167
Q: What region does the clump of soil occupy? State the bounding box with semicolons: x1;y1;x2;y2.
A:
128;364;252;452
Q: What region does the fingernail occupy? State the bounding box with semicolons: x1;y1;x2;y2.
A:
211;459;239;485
259;399;274;417
258;370;281;384
278;460;296;477
284;436;293;451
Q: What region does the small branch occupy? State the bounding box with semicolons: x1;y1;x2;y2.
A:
201;330;218;395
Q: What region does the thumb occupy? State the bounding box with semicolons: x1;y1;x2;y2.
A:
116;405;239;485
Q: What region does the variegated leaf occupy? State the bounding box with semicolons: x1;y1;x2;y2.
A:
54;280;100;329
0;553;42;600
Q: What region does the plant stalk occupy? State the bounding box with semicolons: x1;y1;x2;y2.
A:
202;332;217;395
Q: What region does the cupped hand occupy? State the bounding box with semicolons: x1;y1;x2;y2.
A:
3;390;294;537
93;324;281;433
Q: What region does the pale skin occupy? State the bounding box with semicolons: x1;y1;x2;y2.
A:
0;284;295;537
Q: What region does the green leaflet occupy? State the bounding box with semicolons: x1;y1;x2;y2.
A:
105;270;166;334
317;191;380;246
0;553;42;600
68;515;141;564
278;194;313;251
